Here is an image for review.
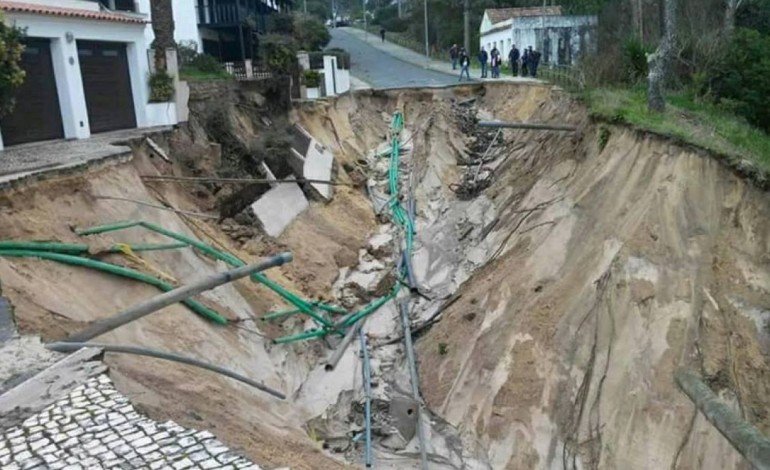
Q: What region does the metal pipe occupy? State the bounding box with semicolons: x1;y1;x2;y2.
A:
325;320;361;371
359;327;373;467
141;175;347;186
675;369;770;470
477;120;577;132
47;342;286;400
398;299;429;470
66;252;293;343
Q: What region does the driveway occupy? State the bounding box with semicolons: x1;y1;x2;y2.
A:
329;28;461;89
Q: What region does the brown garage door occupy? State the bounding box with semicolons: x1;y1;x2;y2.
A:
0;38;64;146
78;41;136;133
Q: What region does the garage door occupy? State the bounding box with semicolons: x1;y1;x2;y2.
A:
0;38;64;146
78;41;136;133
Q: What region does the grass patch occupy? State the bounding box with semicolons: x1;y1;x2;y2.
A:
180;66;232;81
583;87;770;180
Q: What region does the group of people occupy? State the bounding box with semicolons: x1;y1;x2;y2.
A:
451;43;541;82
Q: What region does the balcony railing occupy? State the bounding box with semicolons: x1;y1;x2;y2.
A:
198;4;245;25
223;61;273;81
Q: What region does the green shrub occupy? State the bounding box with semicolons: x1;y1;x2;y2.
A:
176;40;198;66
622;37;653;83
303;69;321;87
0;12;26;118
294;14;330;51
381;16;409;33
710;28;770;131
261;34;299;75
269;13;295;34
191;53;223;74
149;70;174;102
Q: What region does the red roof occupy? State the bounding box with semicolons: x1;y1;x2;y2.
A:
0;1;146;24
485;6;563;24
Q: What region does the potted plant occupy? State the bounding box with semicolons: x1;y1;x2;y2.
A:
149;70;175;102
303;70;321;99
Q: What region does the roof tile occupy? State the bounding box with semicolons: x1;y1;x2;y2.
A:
0;1;146;24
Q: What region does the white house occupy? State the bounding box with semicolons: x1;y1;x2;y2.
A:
480;6;597;67
0;0;200;150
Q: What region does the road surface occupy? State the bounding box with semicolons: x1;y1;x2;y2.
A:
328;28;460;89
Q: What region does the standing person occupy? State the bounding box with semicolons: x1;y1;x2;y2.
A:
490;46;500;78
450;44;459;70
529;46;541;77
509;44;520;76
380;28;386;42
478;47;489;78
458;50;471;81
521;48;530;77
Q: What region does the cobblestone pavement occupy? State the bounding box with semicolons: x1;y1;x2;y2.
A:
0;374;262;470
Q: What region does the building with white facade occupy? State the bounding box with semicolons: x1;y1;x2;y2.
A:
479;6;597;67
0;0;199;150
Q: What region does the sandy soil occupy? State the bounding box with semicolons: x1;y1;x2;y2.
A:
2;82;770;470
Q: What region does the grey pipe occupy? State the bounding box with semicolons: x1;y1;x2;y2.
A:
359;327;373;468
47;342;286;400
66;253;293;343
675;369;770;470
324;319;362;371
477;120;577;132
399;299;429;470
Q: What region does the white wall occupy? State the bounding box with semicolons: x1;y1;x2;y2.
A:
480;28;511;58
0;11;177;147
137;0;201;49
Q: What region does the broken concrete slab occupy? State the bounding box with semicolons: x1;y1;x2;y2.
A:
251;181;309;237
290;125;335;200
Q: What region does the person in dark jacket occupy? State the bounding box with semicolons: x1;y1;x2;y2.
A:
490;46;500;78
529;46;541;77
521;48;530;77
478;47;489;78
508;45;520;76
380;28;386;42
458;51;471;81
450;44;459;70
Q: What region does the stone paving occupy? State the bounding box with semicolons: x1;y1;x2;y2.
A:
0;374;262;470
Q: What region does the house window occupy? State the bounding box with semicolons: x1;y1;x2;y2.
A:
98;0;135;12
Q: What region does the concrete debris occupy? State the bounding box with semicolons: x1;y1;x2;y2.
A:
250;181;309;237
146;138;171;163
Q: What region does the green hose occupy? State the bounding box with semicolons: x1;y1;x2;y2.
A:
0;249;227;324
0;241;188;254
75;220;333;328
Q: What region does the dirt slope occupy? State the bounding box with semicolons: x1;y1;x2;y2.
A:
417;85;770;469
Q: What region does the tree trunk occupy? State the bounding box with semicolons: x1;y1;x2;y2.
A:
151;0;175;71
463;0;470;53
647;0;676;113
724;0;741;39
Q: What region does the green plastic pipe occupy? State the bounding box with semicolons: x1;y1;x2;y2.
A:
76;221;332;328
261;308;301;322
0;249;227;324
273;328;328;344
0;240;188;254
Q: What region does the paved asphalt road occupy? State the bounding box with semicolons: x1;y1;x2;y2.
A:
329;28;459;89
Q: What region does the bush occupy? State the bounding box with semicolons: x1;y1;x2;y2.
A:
268;13;295;34
325;48;351;69
0;12;26;118
191;53;223;74
261;34;299;75
710;28;770;131
149;70;174;102
304;69;321;88
622;37;653;83
176;40;198;66
381;16;409;33
294;14;330;51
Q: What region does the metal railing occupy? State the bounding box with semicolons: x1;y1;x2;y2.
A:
538;64;585;91
223;61;273;81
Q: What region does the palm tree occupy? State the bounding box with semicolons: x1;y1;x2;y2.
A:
150;0;175;71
